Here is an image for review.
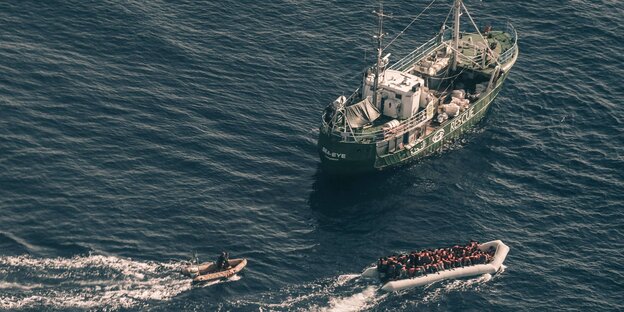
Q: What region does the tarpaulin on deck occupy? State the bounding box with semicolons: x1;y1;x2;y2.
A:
345;97;380;128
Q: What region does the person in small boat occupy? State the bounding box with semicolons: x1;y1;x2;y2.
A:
399;265;408;279
395;262;404;279
216;251;230;270
417;253;424;266
222;252;230;269
389;262;396;279
471;253;482;265
415;266;425;277
216;252;225;269
483;252;493;263
463;256;472;267
431;263;438;274
454;257;462;268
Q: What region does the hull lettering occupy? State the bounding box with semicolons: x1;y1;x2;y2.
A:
450;107;476;131
321;147;346;159
432;129;445;143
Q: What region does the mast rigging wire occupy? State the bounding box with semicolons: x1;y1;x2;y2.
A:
460;1;502;67
384;0;438;50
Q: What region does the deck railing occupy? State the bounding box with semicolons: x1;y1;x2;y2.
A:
498;22;518;64
320;32;447;143
322;103;431;143
320;23;516;143
389;32;445;72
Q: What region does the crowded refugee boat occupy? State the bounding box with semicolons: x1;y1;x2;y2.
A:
362;240;509;291
180;252;248;284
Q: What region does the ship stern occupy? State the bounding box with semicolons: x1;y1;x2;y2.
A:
317;131;378;175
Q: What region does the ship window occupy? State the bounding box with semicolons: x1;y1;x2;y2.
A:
395;94;402;99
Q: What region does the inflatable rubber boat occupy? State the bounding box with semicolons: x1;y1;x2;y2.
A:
362;240;509;292
181;258;247;283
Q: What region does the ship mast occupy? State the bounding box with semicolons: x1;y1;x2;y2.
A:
451;0;461;71
372;3;388;108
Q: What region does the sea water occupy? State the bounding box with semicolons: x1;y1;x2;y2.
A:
0;0;622;310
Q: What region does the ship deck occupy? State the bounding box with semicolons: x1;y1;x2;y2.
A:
456;31;514;72
360;115;395;133
336;30;516;142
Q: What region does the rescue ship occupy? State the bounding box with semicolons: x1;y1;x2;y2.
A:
318;0;518;175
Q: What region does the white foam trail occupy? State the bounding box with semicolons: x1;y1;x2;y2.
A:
422;273;494;303
499;264;507;273
480;273;492;283
253;273;387;312
0;254;179;272
0;254;192;310
198;273;242;288
319;286;383;312
0;282;43;291
335;274;359;287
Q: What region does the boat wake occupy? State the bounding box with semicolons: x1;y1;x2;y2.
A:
236;273;388;312
421;273;495;303
197;274;242;288
0;254;192;310
320;284;382;312
229;265;503;311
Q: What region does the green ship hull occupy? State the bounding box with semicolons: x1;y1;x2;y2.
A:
318;71;510;175
317;2;518;176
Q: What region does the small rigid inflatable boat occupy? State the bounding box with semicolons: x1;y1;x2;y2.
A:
362;240;509;292
181;258;247;283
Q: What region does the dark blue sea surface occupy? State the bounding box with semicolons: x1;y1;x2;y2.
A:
1;0;623;311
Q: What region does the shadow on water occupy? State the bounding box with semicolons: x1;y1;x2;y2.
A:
312;152;450;199
307;167;388;234
306;160;439;235
308;166;397;210
308;153;444;207
304;148;499;246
